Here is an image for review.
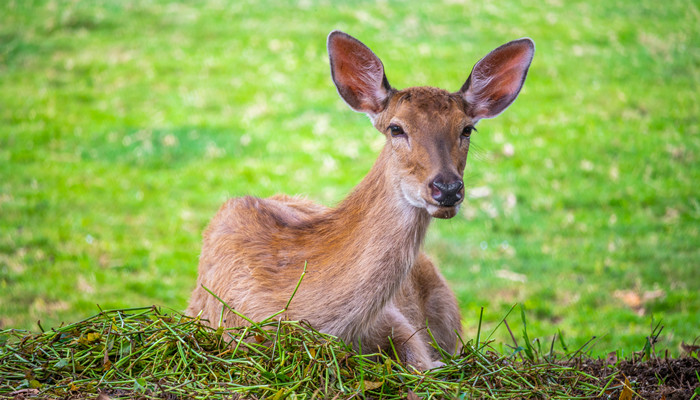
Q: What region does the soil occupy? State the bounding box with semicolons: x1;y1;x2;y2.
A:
578;356;700;400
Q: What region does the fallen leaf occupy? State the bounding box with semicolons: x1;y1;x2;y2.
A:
96;392;112;400
613;289;666;316
613;290;642;309
87;332;101;342
362;380;384;390
406;390;421;400
271;388;287;400
606;351;617;365
9;389;39;397
468;186;492;199
642;289;665;302
495;269;527;283
680;341;700;355
619;377;633;400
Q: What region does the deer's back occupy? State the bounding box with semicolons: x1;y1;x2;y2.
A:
187;194;328;325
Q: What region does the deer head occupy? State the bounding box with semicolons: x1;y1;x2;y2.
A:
328;31;534;219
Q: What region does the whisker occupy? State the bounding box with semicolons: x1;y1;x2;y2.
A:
469;139;492;163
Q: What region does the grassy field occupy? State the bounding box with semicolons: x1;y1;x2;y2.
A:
1;0;698;359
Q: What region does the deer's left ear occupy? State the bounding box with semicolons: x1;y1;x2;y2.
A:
459;38;534;122
328;30;393;118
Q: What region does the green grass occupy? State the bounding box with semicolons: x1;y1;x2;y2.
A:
1;0;699;359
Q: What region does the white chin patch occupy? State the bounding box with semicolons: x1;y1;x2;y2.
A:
428;204;460;219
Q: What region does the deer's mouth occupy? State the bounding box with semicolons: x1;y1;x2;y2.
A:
426;203;461;219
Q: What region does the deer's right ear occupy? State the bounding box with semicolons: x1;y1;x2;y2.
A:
328;31;393;118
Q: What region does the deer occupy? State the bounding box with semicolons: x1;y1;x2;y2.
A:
187;30;534;370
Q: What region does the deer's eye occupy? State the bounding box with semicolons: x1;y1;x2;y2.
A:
388;124;406;137
461;126;475;138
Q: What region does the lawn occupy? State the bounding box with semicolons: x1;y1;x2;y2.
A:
1;0;698;360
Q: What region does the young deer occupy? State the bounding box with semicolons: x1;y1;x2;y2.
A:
187;31;534;370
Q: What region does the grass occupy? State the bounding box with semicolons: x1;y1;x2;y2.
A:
0;306;623;399
1;0;699;360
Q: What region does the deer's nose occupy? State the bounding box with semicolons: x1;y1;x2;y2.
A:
430;178;464;207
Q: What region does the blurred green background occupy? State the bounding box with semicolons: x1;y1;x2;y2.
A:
1;0;698;356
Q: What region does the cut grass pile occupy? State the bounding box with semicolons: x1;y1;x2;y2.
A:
2;306;697;399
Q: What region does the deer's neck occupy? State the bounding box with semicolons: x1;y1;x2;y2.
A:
310;146;431;338
336;148;431;264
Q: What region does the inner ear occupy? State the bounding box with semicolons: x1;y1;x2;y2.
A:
327;31;393;117
459;38;535;121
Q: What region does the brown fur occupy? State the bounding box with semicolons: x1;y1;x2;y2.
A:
187;31;534;370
